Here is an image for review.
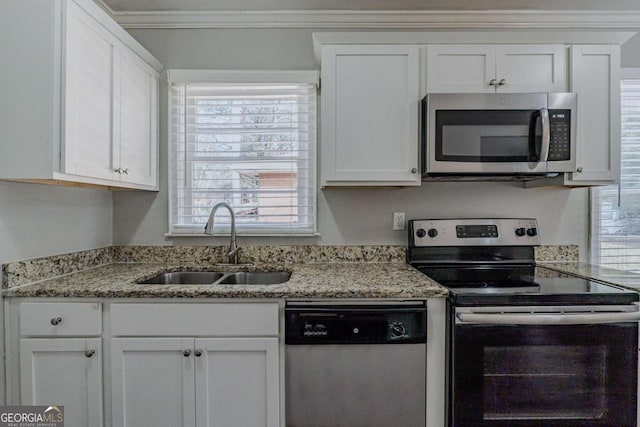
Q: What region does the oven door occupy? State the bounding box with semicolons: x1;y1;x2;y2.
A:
450;306;639;427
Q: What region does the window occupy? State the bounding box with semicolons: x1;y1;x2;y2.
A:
591;71;640;273
168;70;318;235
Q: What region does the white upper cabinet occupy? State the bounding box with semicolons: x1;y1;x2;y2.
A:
426;45;496;93
0;0;161;190
427;44;567;93
320;45;421;186
117;48;158;187
565;45;621;185
64;1;118;182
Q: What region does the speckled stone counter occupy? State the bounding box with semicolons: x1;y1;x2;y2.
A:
1;244;586;300
541;262;640;291
2;262;447;299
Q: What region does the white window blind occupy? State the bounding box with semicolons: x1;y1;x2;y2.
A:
591;75;640;273
168;75;317;235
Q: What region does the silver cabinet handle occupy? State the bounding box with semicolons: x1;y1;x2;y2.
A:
498;78;507;86
114;168;123;174
85;349;95;358
194;349;203;357
50;317;62;325
576;167;583;173
489;78;497;86
183;349;192;357
122;168;129;175
411;168;418;174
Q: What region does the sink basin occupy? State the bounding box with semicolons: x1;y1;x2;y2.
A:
136;271;290;285
216;271;291;285
137;272;224;285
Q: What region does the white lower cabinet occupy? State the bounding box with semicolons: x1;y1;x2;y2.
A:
109;302;281;427
110;337;279;427
13;302;103;427
195;338;280;427
20;338;103;427
110;338;196;427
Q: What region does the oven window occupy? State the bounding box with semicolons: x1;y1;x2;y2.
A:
452;323;638;427
483;345;606;421
435;110;540;162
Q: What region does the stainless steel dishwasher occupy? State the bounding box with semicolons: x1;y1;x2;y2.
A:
285;301;427;427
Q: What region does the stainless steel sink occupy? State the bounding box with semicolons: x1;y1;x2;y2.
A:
136;271;290;285
137;272;224;285
216;271;291;285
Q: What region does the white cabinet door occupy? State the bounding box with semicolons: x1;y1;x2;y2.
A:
320;45;421;186
111;338;196;427
117;48;158;187
63;0;116;181
496;45;567;93
20;338;102;427
426;45;496;93
426;44;567;94
0;0;161;190
195;338;280;427
566;45;621;184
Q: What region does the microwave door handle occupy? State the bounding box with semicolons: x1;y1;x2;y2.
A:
539;107;551;162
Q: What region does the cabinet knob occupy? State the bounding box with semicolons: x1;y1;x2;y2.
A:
489;79;498;86
498;79;507;86
85;349;95;358
114;168;123;174
183;349;192;357
122;168;129;175
576;167;583;173
194;349;203;357
50;317;62;326
411;168;418;174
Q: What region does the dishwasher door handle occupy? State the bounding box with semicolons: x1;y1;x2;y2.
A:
456;310;640;325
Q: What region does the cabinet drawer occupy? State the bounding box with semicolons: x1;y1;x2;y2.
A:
20;303;102;336
111;303;279;337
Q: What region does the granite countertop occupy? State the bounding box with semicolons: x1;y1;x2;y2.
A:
2;262;448;299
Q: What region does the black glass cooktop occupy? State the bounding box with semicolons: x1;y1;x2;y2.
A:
416;264;638;306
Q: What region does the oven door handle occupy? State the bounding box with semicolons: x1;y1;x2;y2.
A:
456;310;640;325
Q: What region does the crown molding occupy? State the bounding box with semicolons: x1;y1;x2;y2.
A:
109;9;640;30
93;0;116;15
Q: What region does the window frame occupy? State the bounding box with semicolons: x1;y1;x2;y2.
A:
589;67;640;269
166;69;319;237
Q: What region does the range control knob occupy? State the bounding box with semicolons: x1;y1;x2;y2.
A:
427;228;438;238
527;227;538;237
515;227;526;237
416;229;427;238
390;322;406;338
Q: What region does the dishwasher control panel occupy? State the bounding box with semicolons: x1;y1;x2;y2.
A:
285;304;427;345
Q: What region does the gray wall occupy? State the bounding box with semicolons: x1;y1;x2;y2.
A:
113;28;604;258
0;182;112;268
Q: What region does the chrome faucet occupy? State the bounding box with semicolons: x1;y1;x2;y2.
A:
204;202;240;264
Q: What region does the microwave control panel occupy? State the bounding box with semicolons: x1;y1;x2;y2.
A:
548;110;571;161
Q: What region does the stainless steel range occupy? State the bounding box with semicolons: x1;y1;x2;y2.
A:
407;218;640;427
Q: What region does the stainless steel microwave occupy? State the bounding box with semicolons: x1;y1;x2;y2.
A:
422;93;577;176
